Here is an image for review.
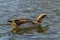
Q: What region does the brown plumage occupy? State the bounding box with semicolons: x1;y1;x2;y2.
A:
8;14;48;34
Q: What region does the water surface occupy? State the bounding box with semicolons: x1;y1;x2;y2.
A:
0;0;60;40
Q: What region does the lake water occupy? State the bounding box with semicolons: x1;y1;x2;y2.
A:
0;0;60;40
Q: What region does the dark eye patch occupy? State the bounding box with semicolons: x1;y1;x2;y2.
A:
42;15;47;18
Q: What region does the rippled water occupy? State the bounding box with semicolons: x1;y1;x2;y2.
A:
0;0;60;40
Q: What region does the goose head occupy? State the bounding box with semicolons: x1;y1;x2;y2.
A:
34;14;48;24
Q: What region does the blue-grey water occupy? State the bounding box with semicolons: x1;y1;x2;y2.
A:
0;0;60;40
